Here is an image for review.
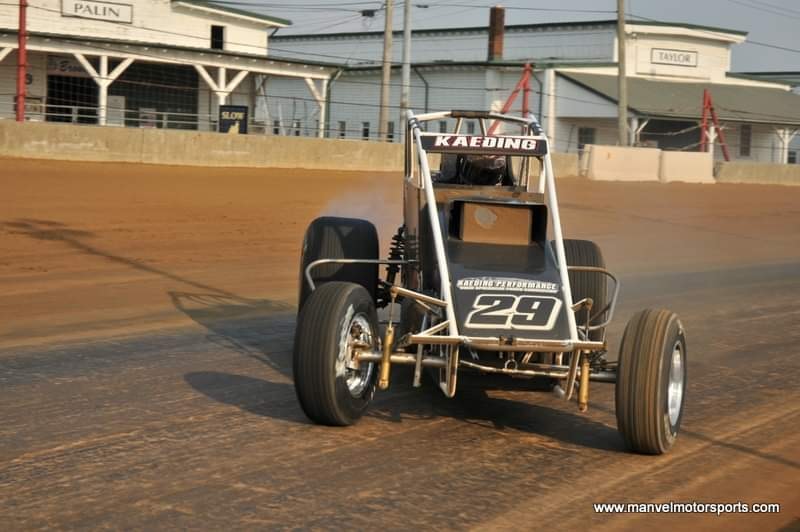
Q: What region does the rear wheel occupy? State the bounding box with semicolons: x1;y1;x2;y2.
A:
293;282;378;426
616;309;687;454
562;239;607;341
297;216;379;312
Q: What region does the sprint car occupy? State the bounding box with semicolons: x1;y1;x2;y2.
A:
293;110;687;455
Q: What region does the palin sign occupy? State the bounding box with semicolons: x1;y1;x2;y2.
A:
420;134;547;156
62;0;133;23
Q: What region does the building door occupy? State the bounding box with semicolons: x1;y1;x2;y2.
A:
46;75;98;124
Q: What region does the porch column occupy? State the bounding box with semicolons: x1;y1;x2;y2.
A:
544;68;556;145
628;116;638;146
304;77;328;138
776;127;798;164
195;66;249;126
73;54;134;126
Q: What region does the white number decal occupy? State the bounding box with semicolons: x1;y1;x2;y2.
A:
465;294;562;330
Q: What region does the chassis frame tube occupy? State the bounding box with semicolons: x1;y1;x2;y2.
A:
460;360;617;382
406;334;604;353
304;258;409;292
356;351;448;368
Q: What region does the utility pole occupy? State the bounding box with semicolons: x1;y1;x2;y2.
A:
16;0;28;122
617;0;628;146
399;0;411;142
378;0;393;141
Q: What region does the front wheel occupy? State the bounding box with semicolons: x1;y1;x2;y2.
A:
293;282;378;426
615;309;687;454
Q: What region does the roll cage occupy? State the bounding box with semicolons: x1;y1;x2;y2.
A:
306;110;619;399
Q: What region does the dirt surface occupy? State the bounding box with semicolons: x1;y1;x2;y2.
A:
1;158;799;530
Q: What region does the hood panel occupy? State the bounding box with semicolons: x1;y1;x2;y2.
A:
447;240;571;341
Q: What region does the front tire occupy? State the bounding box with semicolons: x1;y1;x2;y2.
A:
293;282;378;426
297;216;379;312
616;309;687;454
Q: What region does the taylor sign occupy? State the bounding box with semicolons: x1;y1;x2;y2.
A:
651;48;698;67
62;0;133;24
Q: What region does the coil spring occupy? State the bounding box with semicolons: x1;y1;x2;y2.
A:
386;225;406;286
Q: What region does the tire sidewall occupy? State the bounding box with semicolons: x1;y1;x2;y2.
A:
658;316;687;449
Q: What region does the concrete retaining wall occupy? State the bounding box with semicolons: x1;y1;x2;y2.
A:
659;151;714;184
585;145;662;182
586;145;661;181
0;121;402;172
550;152;579;178
716;161;800;186
584;145;716;184
0;121;581;177
528;152;580;178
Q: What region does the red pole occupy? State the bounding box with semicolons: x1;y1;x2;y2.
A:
700;89;709;152
16;0;28;122
521;63;531;119
487;64;531;135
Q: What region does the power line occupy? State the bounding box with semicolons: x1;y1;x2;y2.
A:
4;2;800;128
627;12;800;55
720;0;800;19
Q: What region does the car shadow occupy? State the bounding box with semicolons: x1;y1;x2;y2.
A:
184;371;307;424
169;291;295;378
3;218;297;378
186;369;626;451
370;374;627;453
2;218;260;299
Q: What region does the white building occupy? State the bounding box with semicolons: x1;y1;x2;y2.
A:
269;10;800;163
0;0;336;132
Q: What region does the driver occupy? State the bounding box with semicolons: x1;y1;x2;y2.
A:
458;154;508;186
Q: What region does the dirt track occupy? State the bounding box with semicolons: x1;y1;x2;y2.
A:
1;158;799;530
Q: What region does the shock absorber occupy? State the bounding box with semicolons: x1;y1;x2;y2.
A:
386;225;405;286
376;226;406;308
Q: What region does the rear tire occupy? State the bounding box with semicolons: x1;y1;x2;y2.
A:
297;217;379;312
562;239;607;341
616;309;687;454
293;282;378;426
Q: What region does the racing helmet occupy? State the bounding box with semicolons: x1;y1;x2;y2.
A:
459;154;507;186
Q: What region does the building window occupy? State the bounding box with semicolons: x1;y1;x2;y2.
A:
362;121;370;140
789;150;797;164
466;121;476;134
387;121;395;141
211;25;225;50
272;119;281;135
439;120;447;133
740;124;752;157
293;119;301;136
338;120;346;138
578;127;596;151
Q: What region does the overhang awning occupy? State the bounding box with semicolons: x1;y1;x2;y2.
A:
0;31;340;80
560;72;800;126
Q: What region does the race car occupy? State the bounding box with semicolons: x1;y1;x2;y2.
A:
293;110;687;455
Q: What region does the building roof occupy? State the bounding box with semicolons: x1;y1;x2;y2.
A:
0;29;340;70
172;1;291;27
561;72;800;126
733;71;800;87
344;60;617;72
273;19;746;41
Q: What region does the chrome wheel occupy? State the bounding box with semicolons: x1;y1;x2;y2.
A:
336;313;375;397
667;341;684;426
